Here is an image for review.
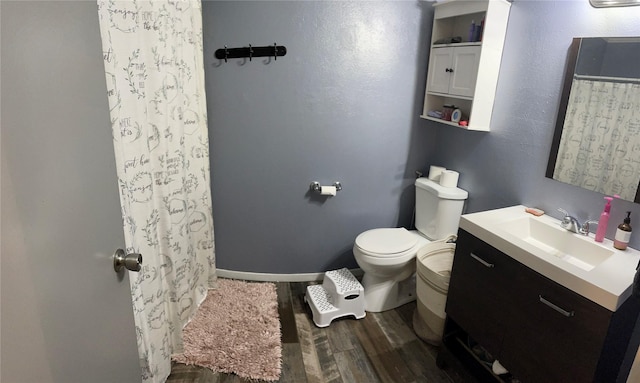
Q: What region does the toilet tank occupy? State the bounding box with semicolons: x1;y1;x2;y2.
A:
415;178;468;240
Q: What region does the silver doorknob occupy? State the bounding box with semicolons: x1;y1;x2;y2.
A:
113;249;143;273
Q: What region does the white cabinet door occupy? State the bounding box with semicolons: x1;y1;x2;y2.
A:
426;45;480;98
449;45;480;97
427;47;454;94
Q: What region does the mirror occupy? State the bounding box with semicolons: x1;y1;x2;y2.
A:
547;37;640;203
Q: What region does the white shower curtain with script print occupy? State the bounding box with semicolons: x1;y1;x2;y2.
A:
96;1;216;382
553;79;640;201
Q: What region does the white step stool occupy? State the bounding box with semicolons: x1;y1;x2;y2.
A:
304;268;366;327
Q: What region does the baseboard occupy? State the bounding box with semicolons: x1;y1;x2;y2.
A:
216;268;364;282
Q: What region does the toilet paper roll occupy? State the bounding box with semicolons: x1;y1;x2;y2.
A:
439;170;459;188
428;166;446;181
320;186;337;196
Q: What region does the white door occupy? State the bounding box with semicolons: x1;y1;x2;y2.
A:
1;2;141;383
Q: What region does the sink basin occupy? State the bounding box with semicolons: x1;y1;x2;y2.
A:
497;216;614;271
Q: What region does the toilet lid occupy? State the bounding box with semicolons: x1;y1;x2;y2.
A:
355;228;419;256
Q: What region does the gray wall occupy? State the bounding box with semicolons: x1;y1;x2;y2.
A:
203;1;436;273
204;0;640;274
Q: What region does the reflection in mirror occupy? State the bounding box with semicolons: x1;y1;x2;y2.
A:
590;0;640;8
546;37;640;203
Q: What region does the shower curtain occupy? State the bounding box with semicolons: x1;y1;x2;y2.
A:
554;79;640;201
96;1;216;382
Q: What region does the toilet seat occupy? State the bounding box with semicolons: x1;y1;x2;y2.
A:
354;228;428;259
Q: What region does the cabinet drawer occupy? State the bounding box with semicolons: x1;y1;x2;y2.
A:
446;230;520;355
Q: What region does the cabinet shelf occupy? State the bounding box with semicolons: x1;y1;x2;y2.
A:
432;42;482;48
426;91;473;101
421;0;511;131
419;115;469;129
453;336;508;383
438;320;510;383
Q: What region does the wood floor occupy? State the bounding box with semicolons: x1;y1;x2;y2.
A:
166;281;476;383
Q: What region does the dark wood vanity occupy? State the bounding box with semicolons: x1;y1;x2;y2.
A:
438;229;640;382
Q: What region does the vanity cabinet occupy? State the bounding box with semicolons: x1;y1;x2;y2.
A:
440;229;640;382
420;0;511;131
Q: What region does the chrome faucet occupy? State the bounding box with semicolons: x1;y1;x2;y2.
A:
558;208;596;235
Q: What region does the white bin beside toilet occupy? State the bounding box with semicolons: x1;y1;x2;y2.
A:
413;237;456;345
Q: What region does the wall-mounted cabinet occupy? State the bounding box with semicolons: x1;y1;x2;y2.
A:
420;0;511;131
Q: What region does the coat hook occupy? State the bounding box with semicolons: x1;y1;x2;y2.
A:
224;45;228;63
274;42;277;61
249;44;253;61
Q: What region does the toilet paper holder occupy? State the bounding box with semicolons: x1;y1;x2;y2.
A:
310;181;342;193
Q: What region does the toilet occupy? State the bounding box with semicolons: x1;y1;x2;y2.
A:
353;177;468;312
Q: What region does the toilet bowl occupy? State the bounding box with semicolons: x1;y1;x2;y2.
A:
353;227;430;312
352;177;468;313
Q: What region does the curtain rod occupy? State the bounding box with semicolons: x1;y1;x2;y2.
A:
574;74;640;83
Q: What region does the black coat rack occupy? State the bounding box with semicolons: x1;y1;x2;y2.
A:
215;43;287;63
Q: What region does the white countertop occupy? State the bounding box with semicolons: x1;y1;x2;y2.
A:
459;205;640;311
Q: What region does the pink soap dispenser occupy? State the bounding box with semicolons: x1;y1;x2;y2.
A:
595;196;613;242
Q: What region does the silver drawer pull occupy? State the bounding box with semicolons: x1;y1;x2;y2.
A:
539;295;575;317
470;253;495;268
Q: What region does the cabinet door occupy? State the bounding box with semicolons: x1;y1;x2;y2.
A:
500;266;612;383
426;47;454;95
449;45;480;97
446;230;519;356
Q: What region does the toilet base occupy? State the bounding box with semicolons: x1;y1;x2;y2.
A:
362;273;416;312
